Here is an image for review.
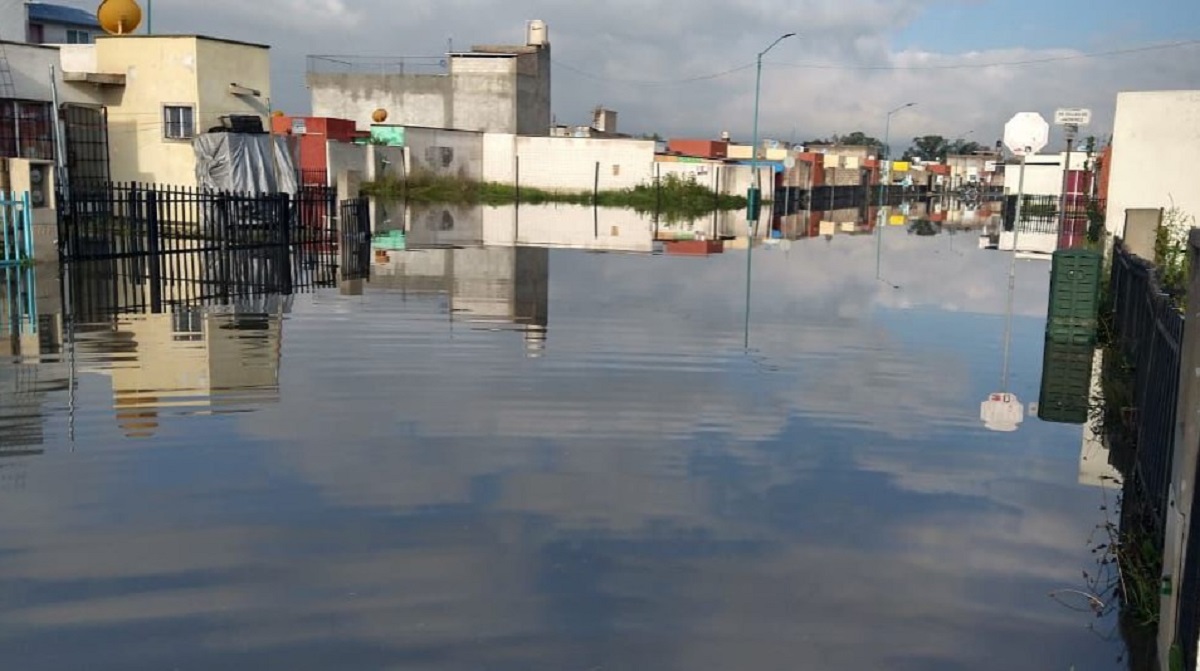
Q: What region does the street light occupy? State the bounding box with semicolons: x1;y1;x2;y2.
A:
744;32;795;350
875;102;915;282
746;32;795;238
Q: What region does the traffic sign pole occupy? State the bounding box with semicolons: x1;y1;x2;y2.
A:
1003;151;1028;391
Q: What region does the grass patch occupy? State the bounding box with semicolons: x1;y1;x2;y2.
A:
363;170;747;219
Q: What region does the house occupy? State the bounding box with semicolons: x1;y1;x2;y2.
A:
26;2;102;45
60;34;273;186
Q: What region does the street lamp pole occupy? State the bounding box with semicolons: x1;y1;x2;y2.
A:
746;32;794;238
743;32;794;350
875;102;915;281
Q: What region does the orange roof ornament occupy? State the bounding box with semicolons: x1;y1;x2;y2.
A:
97;0;144;36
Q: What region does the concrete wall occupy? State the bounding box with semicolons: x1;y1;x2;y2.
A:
404;126;484;181
0;1;23;42
311;72;451;132
1106;90;1200;236
308;42;550;136
483;133;516;183
1;41;103;105
448;55;517;134
193;38;271;134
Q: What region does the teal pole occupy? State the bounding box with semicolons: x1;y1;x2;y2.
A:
147;0;152;34
744;32;794;350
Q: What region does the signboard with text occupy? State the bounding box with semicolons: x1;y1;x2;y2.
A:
1054;108;1092;126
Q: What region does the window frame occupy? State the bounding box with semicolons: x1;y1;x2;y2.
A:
65;29;91;44
162;104;196;141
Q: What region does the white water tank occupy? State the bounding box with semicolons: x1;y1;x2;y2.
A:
526;20;548;46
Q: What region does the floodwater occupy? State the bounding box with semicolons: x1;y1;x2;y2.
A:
0;202;1126;670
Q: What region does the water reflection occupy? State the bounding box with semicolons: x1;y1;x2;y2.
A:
0;198;1129;670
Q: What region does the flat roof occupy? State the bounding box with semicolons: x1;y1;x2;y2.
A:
95;34;270;50
0;39;59;52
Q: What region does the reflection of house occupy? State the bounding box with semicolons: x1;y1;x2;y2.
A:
105;308;283;437
371;245;549;349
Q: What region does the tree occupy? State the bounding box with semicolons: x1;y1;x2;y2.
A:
909;135;949;161
803;131;882;149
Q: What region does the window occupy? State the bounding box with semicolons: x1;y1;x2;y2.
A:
66;30;91;44
163;106;195;140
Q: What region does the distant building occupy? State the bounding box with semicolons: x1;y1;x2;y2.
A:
0;0;25;42
26;2;101;45
307;20;551;136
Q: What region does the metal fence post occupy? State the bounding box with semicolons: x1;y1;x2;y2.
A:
145;189;162;313
278;192;292;294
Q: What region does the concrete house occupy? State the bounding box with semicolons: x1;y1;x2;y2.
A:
60;34;273;185
308;20;551;136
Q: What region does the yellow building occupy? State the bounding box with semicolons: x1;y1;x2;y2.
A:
61;35;272;186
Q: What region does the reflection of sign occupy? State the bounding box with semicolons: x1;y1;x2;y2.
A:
984;161;997;172
981;392;1024;432
892;161;910;172
1003;112;1049;156
1054;108;1092;126
370;125;406;147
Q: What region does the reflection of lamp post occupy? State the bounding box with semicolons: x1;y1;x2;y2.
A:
875;102;915;283
744;32;795;350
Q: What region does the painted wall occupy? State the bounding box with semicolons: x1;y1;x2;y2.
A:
508;136;656;191
0;0;23;42
29;22;100;45
1106;90;1200;236
483;133;516;184
448;55;517;135
1004;152;1089;197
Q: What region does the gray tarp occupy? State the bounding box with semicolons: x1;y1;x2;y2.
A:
193;133;298;195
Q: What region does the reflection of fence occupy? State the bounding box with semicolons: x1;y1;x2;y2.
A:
1;190;32;266
58;183;368;317
1109;239;1182;535
306;55;448;76
1002;194;1104;248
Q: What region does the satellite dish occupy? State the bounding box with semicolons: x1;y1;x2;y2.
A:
371;108;388;123
97;0;143;35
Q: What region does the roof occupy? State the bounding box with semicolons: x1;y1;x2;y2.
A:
94;34;271;50
26;2;101;28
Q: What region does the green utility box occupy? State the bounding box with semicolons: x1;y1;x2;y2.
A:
1046;249;1103;345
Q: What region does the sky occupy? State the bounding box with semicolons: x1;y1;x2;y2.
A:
72;0;1200;149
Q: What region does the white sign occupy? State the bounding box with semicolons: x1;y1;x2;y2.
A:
291;118;307;135
1054;108;1092;126
1003;112;1049;157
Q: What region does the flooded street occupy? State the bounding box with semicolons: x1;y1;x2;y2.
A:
0;206;1125;669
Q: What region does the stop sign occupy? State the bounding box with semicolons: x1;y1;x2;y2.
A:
1003;112;1049;156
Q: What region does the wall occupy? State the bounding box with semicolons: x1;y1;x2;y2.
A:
509;136;655;191
1;41;103;105
326;141;367;184
310;73;452;133
449;55;517;134
514;46;550;135
31;22;99;45
0;0;23;42
483;133;516;184
1005;152;1089;197
194;38;271;133
404;126;484;181
1106;90;1200;236
481;203;654;252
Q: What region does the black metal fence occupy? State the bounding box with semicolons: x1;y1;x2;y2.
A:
58;182;369;317
1109;239;1184;536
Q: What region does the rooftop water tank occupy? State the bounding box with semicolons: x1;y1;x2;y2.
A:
526;20;548;47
